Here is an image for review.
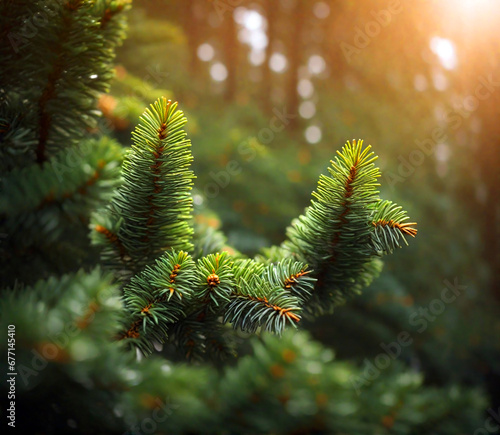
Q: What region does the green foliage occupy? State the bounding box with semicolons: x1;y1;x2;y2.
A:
1;137;122;223
86;97;416;357
284;140;416;315
0;0;130;168
1;137;123;285
121;250;196;355
371;200;418;254
0;0;129;286
195;252;235;312
225;272;302;334
92;98;195;277
261;258;317;305
0;267;122;345
2;277;486;435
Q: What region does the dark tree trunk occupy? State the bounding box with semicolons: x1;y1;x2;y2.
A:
222;9;237;101
181;0;201;78
262;0;276;114
286;0;304;130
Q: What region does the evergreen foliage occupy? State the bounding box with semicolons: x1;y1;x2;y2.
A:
91;98;195;277
0;0;130;286
3;2;491;434
85;96;417;358
283;141;416;314
0;0;130;167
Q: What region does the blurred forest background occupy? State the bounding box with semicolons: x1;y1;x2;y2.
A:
100;0;500;416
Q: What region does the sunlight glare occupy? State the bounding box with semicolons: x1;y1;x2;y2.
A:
430;37;457;70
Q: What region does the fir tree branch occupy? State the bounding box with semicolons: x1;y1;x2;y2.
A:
284;139;381;311
1;1;129;165
372;220;418;236
261;258;316;305
224;259;302;334
100;1;129;29
0;137;122;218
36;1;96;163
0;92;38;172
94;224;129;262
370;200;417;254
167;252;236;361
195;252;235;313
224;277;302;334
120;251;197;355
95;98;195;276
0;267;123;345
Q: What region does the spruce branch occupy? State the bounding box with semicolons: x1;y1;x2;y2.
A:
0;92;37;172
261;258;316;305
370;199;417;253
0;137;122;219
0;267;123;348
86;100;417;356
170;252;236;361
194;252;235;313
120;250;197;355
36;0;128;162
224;275;302;334
0;137;122;287
285;140;380;307
92;98;195;277
224;259;302;334
283;139;416;314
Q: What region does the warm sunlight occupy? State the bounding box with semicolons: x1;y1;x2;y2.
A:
430;37;457;70
440;0;499;25
456;0;496;12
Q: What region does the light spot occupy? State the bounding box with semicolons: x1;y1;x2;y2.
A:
297;79;314;98
313;2;330;19
305;125;322;144
193;194;204;206
210;62;228;81
249;49;266;66
197;43;215;62
435;143;450;162
432;71;448;91
236;8;267;51
299;101;316;119
243;10;263;30
269;53;288;73
414;74;428;92
306;361;322;374
308;55;326;75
